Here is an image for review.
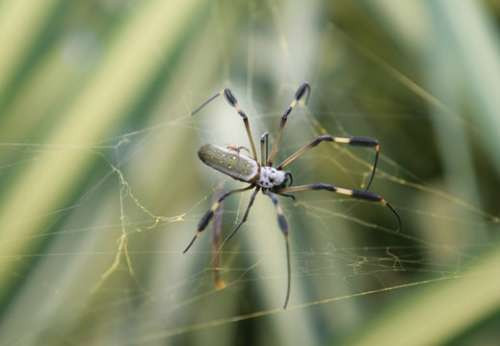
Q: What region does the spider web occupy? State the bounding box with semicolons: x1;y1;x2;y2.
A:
0;1;499;345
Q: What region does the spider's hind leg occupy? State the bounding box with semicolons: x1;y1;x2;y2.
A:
191;88;259;160
223;187;260;244
183;185;254;253
212;190;226;290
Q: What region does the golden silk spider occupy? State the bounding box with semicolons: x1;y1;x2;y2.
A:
183;82;401;309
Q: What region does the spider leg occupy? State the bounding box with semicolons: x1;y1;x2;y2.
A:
212;189;226;289
260;132;269;166
277;183;401;231
267;82;311;166
221;187;260;246
263;191;292;309
183;185;254;253
276;192;296;201
277;135;381;190
192;89;258;160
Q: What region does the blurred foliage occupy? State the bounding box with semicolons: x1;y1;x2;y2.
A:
0;0;499;345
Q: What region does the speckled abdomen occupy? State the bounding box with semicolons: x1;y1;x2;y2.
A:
198;144;259;182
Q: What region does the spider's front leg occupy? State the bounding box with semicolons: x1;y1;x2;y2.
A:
267;82;311;166
277;183;401;231
263;191;292;309
277;134;381;191
260;132;269;166
183;185;254;253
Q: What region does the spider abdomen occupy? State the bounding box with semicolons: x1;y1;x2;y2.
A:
198;144;259;182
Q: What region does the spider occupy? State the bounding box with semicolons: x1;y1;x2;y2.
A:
183;82;401;309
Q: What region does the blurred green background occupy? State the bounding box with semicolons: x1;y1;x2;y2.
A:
0;0;499;345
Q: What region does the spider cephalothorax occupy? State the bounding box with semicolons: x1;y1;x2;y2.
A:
184;83;401;309
258;166;286;188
